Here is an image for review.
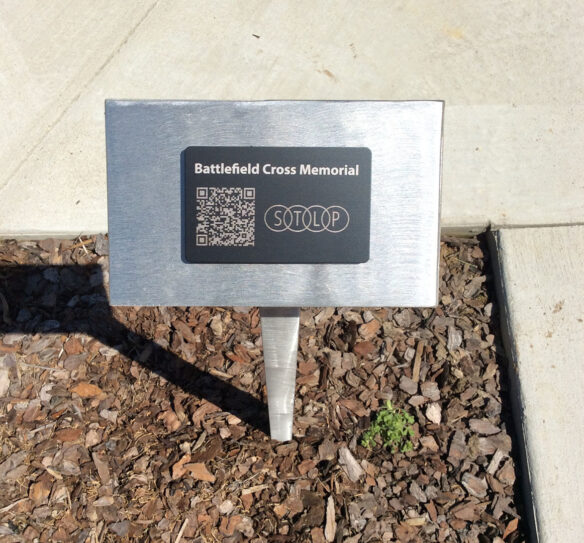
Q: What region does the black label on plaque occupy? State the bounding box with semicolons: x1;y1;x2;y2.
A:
183;147;371;264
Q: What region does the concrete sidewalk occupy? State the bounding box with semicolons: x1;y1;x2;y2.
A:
1;1;583;236
491;226;584;543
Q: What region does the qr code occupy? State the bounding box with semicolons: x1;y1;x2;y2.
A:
195;187;255;246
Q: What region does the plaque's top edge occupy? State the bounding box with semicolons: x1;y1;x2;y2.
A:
105;99;445;108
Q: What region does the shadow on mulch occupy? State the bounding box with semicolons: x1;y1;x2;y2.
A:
0;265;269;435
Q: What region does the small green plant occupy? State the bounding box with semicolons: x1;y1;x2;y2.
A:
361;401;415;453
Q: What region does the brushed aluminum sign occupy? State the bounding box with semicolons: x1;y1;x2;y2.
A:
106;100;443;307
183;146;371;264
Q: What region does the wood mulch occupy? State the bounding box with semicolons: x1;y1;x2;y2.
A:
0;236;526;542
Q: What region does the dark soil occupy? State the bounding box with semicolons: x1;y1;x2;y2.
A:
0;236;526;542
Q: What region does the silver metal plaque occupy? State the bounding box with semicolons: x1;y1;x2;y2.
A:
106;100;443;307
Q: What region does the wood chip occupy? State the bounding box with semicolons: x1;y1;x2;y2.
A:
409;481;427;503
185;462;215;483
64;337;84;355
298;459;316;475
412;341;424;382
487;449;508;475
478;433;512;455
172;454;192;480
503;517;519;539
29;478;51;505
241;484;269;495
92;452;111;485
425;402;442;424
469;418;501;435
353;341;377;357
399;375;418;395
273;503;288;518
159;409;181;432
324;496;336;542
70;382;103;398
425;500;438;523
448;430;467;467
419;436;440;452
94;495;114;507
0;369;9;397
462;472;488;498
420;381;440;401
358;319;380;340
311;527;327;543
318;439;337;461
54;428;83;442
218;500;235;515
451;501;478;521
497;459;516;486
338;447;364;482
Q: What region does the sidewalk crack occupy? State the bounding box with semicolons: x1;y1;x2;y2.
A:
0;0;160;196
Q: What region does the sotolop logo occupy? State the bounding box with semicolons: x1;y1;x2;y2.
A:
264;205;350;233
